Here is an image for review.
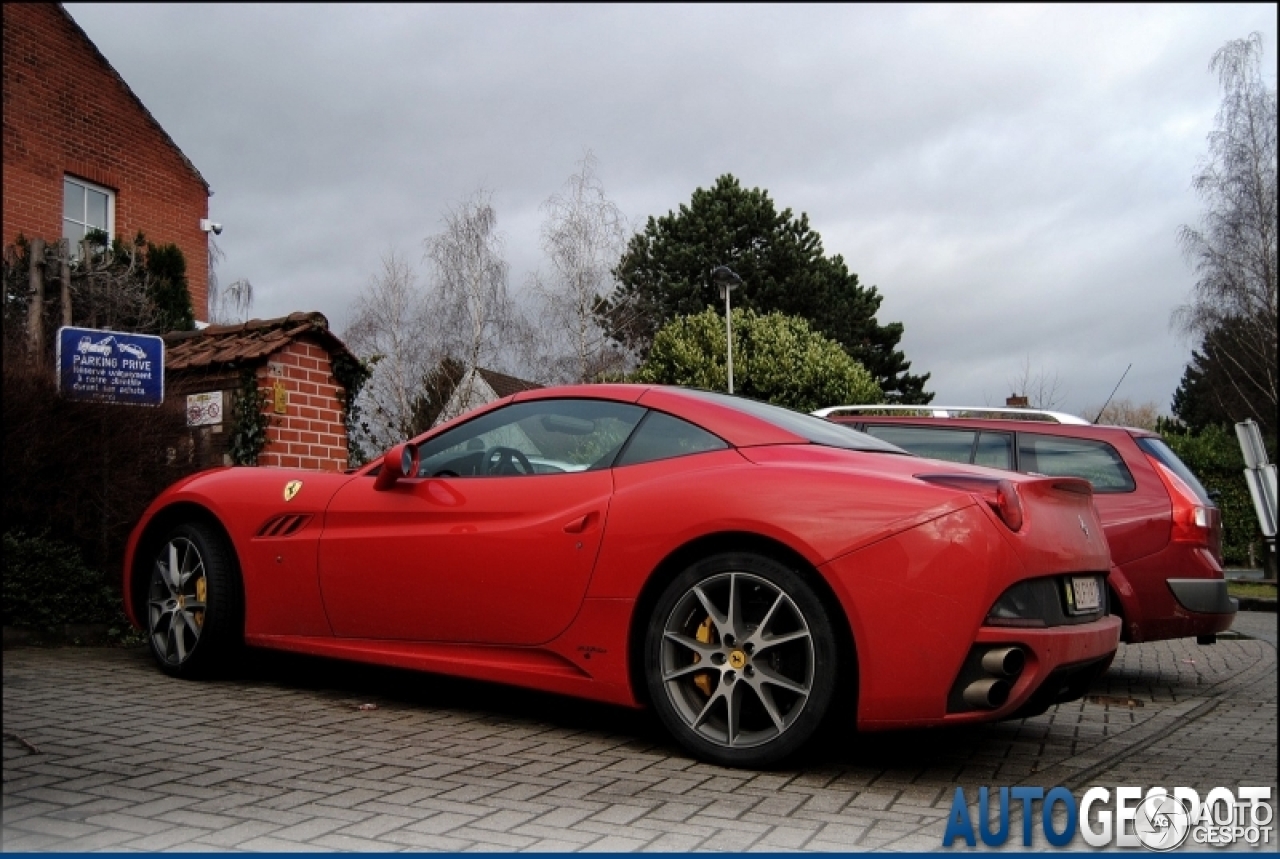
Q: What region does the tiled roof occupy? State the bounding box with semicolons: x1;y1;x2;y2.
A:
477;367;543;398
163;312;356;371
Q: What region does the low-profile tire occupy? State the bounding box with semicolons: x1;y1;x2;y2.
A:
644;552;839;768
146;521;242;678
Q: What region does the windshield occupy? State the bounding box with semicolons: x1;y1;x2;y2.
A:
679;390;908;454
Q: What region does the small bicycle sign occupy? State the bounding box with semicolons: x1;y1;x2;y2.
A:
186;391;223;427
187;401;220;423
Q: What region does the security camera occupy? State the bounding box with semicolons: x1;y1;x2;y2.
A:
200;219;223;235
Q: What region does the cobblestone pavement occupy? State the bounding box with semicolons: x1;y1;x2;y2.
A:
3;613;1275;852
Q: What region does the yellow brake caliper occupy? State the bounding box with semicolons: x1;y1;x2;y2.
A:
693;615;715;696
194;576;207;628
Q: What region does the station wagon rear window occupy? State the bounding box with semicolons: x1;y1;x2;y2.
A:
862;425;977;463
1017;434;1135;492
861;425;1015;470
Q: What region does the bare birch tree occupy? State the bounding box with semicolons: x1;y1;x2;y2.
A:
529;153;633;383
1089;398;1161;431
1173;32;1278;431
344;251;436;452
1005;355;1066;410
423;190;519;409
207;235;254;324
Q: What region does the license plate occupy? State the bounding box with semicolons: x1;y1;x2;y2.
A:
1068;576;1101;613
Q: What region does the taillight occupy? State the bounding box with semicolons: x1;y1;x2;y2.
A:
917;474;1024;532
1146;456;1214;548
994;480;1024;532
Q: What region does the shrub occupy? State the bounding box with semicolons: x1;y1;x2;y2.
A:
1160;423;1264;567
634;308;882;413
2;344;196;625
2;531;127;634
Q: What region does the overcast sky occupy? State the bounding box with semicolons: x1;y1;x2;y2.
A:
64;3;1275;416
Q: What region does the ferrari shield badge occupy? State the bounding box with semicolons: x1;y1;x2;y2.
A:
283;480;303;502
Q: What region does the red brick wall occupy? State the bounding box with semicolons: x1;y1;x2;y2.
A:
2;4;211;318
257;340;349;472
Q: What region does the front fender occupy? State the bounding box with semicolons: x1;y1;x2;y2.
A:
123;467;356;629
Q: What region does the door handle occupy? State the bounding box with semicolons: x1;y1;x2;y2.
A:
563;512;599;534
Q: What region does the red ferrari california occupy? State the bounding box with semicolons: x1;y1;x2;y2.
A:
124;385;1120;767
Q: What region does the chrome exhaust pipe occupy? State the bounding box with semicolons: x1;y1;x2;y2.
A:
981;646;1025;678
963;677;1011;709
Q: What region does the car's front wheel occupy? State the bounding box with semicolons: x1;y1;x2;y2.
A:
644;553;839;768
147;522;241;678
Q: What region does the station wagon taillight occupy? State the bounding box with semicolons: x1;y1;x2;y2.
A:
1146;456;1216;551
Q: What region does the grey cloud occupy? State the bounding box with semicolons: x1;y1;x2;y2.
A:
63;3;1275;416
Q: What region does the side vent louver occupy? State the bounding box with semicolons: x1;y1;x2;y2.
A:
256;514;312;538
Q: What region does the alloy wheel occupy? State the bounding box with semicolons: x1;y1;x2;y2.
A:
658;570;815;749
148;536;207;666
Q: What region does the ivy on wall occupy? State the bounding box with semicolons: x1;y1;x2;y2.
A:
331;351;373;467
227;368;271;466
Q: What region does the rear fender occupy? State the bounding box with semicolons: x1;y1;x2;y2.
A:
996;476;1112;573
819;503;1018;723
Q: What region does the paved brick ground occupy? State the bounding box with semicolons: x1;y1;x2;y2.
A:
3;614;1275;852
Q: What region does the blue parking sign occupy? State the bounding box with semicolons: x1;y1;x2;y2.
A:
57;326;165;406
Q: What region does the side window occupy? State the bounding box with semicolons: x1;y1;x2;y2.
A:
973;432;1014;469
63;176;115;252
414;399;644;477
862;425;976;464
1017;434;1135;492
614;411;726;467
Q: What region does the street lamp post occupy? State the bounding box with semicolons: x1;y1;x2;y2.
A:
711;266;743;394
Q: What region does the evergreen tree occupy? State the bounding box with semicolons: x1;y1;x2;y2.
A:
144;243;195;332
1173;322;1277;439
600;174;931;403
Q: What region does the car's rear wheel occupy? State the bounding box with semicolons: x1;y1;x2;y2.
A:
644;552;839;768
146;522;241;678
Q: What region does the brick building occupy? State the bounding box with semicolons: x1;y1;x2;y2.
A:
3;3;212;317
165;313;357;472
4;6;357;474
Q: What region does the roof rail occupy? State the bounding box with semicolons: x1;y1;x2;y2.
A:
811;405;1092;425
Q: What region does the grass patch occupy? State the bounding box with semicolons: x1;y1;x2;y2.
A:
1229;580;1278;600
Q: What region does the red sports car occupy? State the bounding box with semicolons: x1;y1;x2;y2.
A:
124;385;1119;767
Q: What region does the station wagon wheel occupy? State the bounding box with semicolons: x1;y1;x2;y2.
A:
644;553;838;768
147;522;241;678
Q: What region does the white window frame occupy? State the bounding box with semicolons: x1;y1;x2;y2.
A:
62;175;116;251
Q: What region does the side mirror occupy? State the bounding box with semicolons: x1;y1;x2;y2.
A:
373;443;418;491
